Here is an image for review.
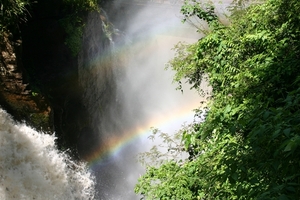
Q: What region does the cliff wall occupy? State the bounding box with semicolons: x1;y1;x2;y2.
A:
0;32;52;132
0;1;114;159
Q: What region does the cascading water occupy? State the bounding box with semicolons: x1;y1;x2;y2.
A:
77;1;208;199
0;1;228;200
0;108;95;199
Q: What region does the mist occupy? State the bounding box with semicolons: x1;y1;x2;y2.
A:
92;1;206;199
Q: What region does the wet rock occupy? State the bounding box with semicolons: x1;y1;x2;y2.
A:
0;32;53;132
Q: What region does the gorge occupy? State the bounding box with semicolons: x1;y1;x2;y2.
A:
0;0;206;199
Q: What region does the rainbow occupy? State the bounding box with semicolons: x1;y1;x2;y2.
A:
85;98;204;167
82;10;204;167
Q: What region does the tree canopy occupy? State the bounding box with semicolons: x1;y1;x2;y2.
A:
135;0;300;199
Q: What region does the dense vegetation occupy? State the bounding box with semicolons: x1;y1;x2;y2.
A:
0;0;99;55
135;0;300;199
0;0;30;34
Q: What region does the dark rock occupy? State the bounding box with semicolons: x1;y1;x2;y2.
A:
0;32;53;132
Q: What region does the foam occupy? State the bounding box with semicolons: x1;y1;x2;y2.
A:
0;108;95;200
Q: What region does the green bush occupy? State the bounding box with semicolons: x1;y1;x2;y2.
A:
136;0;300;199
0;0;30;34
60;0;99;56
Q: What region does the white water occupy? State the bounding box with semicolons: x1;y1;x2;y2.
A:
0;108;95;200
0;2;224;200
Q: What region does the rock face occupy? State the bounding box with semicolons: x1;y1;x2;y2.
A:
18;2;97;156
20;8;84;155
0;2;116;158
0;0;124;161
77;10;121;159
0;32;53;132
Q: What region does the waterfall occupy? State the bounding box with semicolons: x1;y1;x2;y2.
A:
0;2;221;200
77;2;207;200
0;108;95;200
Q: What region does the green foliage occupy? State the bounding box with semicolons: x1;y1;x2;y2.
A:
59;16;85;56
135;127;197;199
0;0;30;34
60;0;99;56
63;0;98;12
136;0;300;199
0;0;99;55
